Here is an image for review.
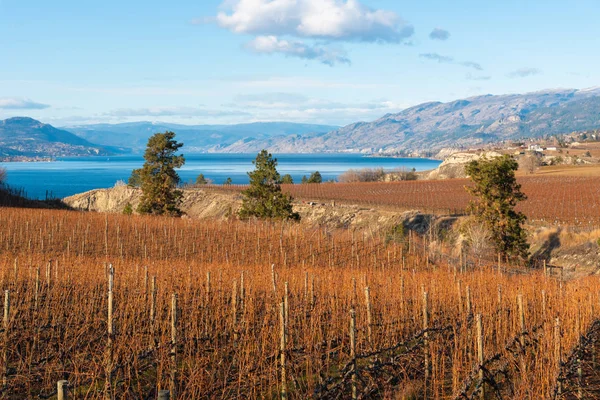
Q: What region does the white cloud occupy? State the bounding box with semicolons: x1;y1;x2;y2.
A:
507;68;542;78
0;97;50;110
215;0;414;43
104;106;251;118
419;53;454;63
429;28;450;41
246;36;350;66
419;53;484;71
229;92;407;123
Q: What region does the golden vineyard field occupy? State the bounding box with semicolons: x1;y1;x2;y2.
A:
0;207;598;399
217;175;600;227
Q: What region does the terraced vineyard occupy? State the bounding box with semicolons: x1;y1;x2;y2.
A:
283;176;600;227
0;208;597;398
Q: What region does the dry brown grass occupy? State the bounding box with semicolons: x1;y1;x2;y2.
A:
0;207;597;398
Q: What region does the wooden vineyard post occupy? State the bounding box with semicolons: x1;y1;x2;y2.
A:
517;294;525;348
232;280;238;342
171;293;178;399
576;308;582;400
310;277;315;310
279;302;287;400
105;265;114;400
150;276;157;333
422;290;429;383
517;294;526;378
46;260;52;287
466;286;472;316
555;317;562;396
240;271;245;310
34;267;40;310
364;287;372;345
476;314;485;400
271;264;277;295
143;266;148;299
350;309;357;400
3;290;9;389
57;380;69;400
542;290;547;322
205;271;211;305
497;285;502;307
497;253;501;274
284;282;289;327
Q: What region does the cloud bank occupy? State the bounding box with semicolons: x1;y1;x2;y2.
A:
419;53;483;71
210;0;414;65
246;36;350;66
216;0;414;43
0;97;50;110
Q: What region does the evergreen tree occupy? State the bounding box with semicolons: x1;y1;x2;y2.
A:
134;131;185;216
281;174;294;184
196;173;208;185
306;171;322;183
238;150;300;221
465;155;529;261
223;177;233;185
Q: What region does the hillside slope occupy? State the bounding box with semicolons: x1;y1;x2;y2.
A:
218;87;600;154
0;117;122;157
65;121;339;153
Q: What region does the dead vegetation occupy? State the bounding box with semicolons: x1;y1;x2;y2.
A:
0;207;597;398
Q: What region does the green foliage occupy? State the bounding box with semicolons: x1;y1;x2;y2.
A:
238;150;300;221
465;155;529;261
305;171;322;184
281;174;294;184
135;131;185;216
385;223;406;247
223;177;233;185
128;169;142;187
0;167;6;186
301;175;308;184
122;202;133;215
196;173;208;185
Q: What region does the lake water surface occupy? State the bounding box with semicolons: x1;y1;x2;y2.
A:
1;154;441;199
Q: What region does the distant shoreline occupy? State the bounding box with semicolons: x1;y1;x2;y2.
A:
0;156;55;163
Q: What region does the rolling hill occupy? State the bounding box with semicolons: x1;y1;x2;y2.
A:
0;117;124;157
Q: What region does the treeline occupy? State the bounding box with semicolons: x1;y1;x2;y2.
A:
338;167;417;183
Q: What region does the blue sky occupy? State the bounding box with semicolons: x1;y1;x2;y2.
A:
0;0;598;126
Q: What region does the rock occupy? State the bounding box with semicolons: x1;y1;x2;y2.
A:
427;151;502;180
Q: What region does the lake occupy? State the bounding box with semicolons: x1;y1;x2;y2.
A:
0;154;441;199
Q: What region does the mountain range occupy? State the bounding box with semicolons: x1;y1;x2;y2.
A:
1;87;600;158
65;122;339;153
212;87;600;154
0;117;123;158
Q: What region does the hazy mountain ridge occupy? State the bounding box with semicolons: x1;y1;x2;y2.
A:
65;122;339;153
216;88;600;154
0;117;122;157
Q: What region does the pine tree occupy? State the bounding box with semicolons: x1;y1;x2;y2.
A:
306;171;322;183
465;155;529;261
238;150;300;221
281;174;294;184
196;173;208;185
134;131;185;216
